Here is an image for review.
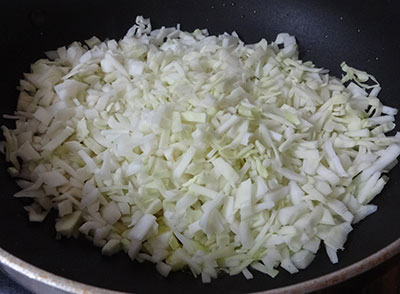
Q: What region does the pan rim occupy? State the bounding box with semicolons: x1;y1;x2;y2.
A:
0;238;399;294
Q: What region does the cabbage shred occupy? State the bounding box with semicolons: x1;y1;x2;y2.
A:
1;16;399;281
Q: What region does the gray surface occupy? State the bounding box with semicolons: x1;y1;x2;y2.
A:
0;270;30;294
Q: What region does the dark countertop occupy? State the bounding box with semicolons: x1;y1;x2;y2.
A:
1;253;399;294
0;271;29;294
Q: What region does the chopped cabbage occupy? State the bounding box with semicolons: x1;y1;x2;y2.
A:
1;16;399;282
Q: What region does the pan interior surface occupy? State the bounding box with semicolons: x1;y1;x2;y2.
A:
1;1;400;293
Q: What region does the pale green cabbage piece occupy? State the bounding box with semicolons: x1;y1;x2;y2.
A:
1;15;400;282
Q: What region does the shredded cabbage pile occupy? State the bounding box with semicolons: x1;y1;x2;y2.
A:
1;16;400;282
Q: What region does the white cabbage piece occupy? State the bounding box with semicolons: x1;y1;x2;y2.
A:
1;16;399;283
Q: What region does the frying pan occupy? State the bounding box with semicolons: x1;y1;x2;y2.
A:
0;0;399;293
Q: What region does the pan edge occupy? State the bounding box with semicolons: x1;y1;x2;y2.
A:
1;238;399;294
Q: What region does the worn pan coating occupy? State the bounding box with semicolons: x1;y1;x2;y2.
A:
0;1;399;293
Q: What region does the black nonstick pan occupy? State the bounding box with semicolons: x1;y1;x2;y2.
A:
1;0;400;293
